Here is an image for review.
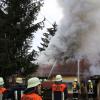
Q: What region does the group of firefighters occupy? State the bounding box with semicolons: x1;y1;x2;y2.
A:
0;75;94;100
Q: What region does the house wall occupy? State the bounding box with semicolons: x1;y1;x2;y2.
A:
51;76;78;82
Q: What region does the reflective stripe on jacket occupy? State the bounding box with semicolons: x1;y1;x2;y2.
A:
6;84;26;100
21;93;42;100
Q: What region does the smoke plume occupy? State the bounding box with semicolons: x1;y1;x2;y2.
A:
37;0;100;74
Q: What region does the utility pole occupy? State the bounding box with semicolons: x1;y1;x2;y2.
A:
77;59;80;82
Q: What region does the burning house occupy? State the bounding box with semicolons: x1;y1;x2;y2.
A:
36;0;100;99
37;0;100;77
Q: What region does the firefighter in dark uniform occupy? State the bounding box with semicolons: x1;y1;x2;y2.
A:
87;79;94;99
21;77;42;100
72;78;80;100
51;75;68;100
6;77;26;100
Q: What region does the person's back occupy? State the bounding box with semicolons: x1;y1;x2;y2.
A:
21;88;42;100
7;77;26;100
52;82;67;100
8;84;26;100
51;75;68;100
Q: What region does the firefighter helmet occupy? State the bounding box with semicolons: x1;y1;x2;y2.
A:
55;75;62;81
27;77;41;88
0;77;4;85
44;79;47;81
16;77;23;84
74;78;78;82
88;80;92;82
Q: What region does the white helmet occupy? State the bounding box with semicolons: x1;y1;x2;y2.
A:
16;77;23;84
74;78;77;82
55;75;62;81
88;80;91;82
0;77;4;85
27;77;41;88
44;79;47;81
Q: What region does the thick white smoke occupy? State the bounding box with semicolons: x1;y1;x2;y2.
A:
37;0;100;74
89;64;100;75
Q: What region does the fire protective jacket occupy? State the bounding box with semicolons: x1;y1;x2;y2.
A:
72;81;80;99
72;81;80;93
21;87;42;100
87;82;94;95
21;93;42;100
6;84;26;100
0;87;7;100
52;83;67;100
0;87;6;94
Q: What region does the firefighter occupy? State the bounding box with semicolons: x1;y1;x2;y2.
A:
0;77;7;100
72;78;80;100
87;79;94;99
7;77;26;100
21;77;42;100
51;75;68;100
80;80;88;100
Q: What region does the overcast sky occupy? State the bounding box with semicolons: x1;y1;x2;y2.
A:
32;0;63;51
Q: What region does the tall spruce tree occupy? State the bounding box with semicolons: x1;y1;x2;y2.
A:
0;0;44;77
38;22;57;52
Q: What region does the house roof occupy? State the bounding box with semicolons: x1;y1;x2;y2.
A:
34;59;90;78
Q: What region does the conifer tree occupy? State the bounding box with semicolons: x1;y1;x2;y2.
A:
0;0;44;77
